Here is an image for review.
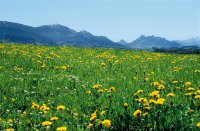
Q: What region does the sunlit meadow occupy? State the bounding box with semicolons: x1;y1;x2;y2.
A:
0;43;199;130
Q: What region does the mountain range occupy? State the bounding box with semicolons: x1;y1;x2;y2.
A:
0;21;199;49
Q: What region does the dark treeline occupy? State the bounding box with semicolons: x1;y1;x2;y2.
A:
153;46;200;54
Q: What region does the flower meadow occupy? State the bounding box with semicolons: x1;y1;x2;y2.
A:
0;43;199;130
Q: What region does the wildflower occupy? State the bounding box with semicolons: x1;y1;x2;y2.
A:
151;82;159;86
147;58;153;61
90;111;97;121
195;95;200;99
143;112;148;117
31;102;40;109
156;98;165;105
194;70;200;73
101;110;106;116
50;116;59;121
89;123;93;127
8;118;13;123
150;91;160;98
42;121;52;126
92;84;101;89
98;89;104;93
187;87;195;91
87;90;92;95
57;105;65;110
109;87;115;92
134;89;143;96
138;98;148;103
61;66;68;70
6;128;14;131
158;84;165;90
172;81;178;84
101;62;106;66
185;82;191;86
124;102;128;107
40;104;50;112
167;93;175;97
149;99;157;104
57;126;67;131
196;122;200;128
196;90;200;94
22;111;27;115
144;106;150;110
185;93;192;96
133;109;142;117
101;119;111;128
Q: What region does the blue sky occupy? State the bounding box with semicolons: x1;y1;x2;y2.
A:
0;0;199;42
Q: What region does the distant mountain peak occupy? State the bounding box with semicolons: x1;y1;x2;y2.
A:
117;39;128;45
129;35;181;49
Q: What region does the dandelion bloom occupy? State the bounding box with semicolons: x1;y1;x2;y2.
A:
167;93;175;97
101;119;111;128
158;84;165;90
172;81;178;84
92;84;101;89
195;95;200;99
134;90;143;96
143;112;148;117
156;98;165;105
89;123;93;127
124;102;128;107
50;116;59;121
42;121;52;126
185;82;191;86
133;109;142;117
150;91;160;98
57;126;67;131
109;87;115;92
98;89;104;93
6;128;14;131
196;122;200;128
101;110;106;116
57;105;65;110
31;102;40;109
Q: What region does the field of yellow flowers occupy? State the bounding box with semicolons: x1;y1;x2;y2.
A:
0;43;200;130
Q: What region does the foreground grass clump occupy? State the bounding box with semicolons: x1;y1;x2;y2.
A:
0;43;199;130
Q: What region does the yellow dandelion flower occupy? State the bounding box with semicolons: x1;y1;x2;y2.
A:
150;91;160;98
195;95;200;99
92;84;101;89
31;102;40;109
124;102;128;107
57;105;65;110
133;109;142;117
143;112;148;117
87;90;92;95
101;119;111;128
196;122;200;128
50;116;59;121
8;118;13;123
109;87;115;92
57;126;67;131
98;89;104;93
187;87;195;91
167;93;175;97
185;82;191;86
89;123;93;127
42;121;52;126
134;89;143;96
156;98;165;105
172;81;178;84
89;115;96;121
158;84;165;90
6;128;14;131
101;110;106;116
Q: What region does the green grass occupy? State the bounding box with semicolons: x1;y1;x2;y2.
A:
0;43;199;130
